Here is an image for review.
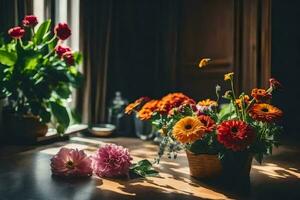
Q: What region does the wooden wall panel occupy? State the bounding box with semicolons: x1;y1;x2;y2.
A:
176;0;235;99
174;0;271;99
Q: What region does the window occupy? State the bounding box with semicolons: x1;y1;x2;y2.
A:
33;0;80;51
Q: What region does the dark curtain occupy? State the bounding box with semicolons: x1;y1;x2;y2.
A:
78;0;113;124
107;0;180;102
78;0;180;124
0;0;32;36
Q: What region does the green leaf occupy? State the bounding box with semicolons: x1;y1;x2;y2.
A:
34;20;51;44
55;84;71;99
40;109;51;123
24;56;39;70
73;52;83;64
50;101;70;133
48;37;58;51
218;103;235;122
0;50;17;66
130;159;159;177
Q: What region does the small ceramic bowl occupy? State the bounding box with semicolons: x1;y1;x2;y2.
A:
88;124;116;137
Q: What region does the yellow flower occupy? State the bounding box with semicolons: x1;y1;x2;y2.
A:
197;99;218;107
224;72;234;81
172;117;206;144
198;58;211;68
235;95;250;109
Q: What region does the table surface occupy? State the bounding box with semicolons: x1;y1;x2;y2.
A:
0;134;300;200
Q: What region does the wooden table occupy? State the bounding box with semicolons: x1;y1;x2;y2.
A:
0;135;299;200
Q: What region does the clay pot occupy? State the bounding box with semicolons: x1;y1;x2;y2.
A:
3;113;48;143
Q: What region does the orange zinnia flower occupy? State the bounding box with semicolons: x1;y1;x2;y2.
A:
157;93;195;114
125;97;149;114
137;100;159;120
235;95;250;109
251;88;272;102
248;103;283;122
172;117;206;144
198;115;216;133
197;99;218;107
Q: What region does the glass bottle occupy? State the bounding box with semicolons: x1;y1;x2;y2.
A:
108;91;128;135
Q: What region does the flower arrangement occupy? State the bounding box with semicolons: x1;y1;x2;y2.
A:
0;15;83;134
51;144;158;178
125;68;283;166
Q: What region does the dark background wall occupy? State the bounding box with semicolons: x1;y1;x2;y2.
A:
272;0;300;138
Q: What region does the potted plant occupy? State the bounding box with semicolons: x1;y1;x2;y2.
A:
125;69;283;182
0;15;83;141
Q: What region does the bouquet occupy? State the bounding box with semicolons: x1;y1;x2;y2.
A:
125;71;283;165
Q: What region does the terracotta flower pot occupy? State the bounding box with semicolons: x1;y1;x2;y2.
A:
3;113;48;142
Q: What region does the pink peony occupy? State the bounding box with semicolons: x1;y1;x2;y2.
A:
92;144;132;178
50;148;93;177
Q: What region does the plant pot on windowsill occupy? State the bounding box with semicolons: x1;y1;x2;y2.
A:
3;112;48;144
186;150;252;182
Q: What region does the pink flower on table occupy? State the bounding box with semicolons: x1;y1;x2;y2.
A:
92;144;132;178
50;148;93;177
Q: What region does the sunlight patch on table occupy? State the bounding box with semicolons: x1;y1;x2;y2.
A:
252;163;300;179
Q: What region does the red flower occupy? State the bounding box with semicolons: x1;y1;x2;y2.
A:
63;52;75;66
198;115;216;133
8;26;25;39
54;23;71;40
269;78;282;90
217;120;255;151
55;45;71;58
22;15;38;27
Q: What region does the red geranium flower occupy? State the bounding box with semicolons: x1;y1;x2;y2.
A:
22;15;38;27
217;120;255;151
55;45;71;58
8;26;25;39
54;23;71;40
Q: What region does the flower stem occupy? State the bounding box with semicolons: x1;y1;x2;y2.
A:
230;78;241;120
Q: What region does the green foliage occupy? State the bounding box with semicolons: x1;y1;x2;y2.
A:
130;159;159;177
0;19;83;134
188;133;220;154
250;121;283;163
50;101;70;134
0;50;17;66
217;103;236;122
34;20;51;44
